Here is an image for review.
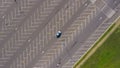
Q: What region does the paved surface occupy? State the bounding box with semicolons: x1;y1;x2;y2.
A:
63;0;120;68
75;16;120;68
0;0;119;68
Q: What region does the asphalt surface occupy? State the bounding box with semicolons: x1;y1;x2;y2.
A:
62;0;120;67
52;6;107;68
0;0;119;68
1;0;70;68
29;0;91;68
50;0;120;67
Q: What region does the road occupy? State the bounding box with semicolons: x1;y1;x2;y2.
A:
0;0;119;68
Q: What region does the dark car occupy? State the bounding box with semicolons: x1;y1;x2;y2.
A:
56;31;62;38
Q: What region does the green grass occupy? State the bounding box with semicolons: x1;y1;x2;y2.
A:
74;23;115;68
79;25;120;68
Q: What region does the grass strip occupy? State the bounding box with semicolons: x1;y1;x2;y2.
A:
74;17;120;68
